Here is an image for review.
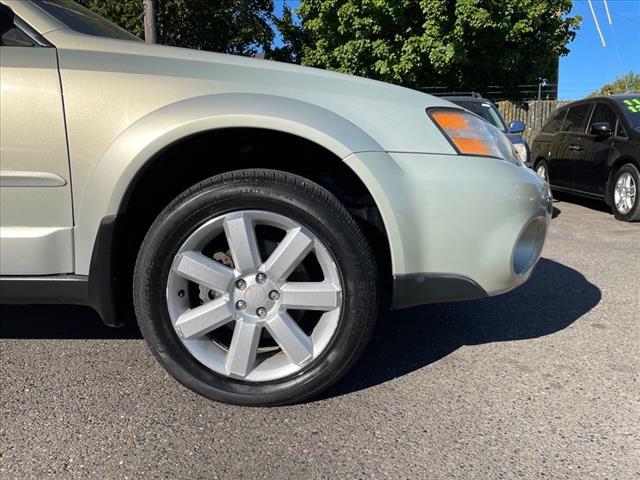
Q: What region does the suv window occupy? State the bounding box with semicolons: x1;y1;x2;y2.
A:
0;6;36;47
563;103;592;133
541;109;566;134
589;103;618;132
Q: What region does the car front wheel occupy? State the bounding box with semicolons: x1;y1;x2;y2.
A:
610;164;640;222
133;169;379;406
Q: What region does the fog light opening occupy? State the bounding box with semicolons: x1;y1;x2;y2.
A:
512;218;546;276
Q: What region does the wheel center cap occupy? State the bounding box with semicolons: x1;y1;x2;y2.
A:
245;285;267;306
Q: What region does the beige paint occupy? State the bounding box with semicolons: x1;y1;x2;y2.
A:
37;25;456;276
345;151;551;294
0;227;73;275
0;45;73;274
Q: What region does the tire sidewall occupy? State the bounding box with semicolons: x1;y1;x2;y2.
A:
133;171;377;406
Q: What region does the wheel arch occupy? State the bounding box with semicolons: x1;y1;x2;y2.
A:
73;95;398;323
74;93;385;276
605;155;640;205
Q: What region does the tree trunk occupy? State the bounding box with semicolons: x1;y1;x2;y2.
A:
143;0;157;44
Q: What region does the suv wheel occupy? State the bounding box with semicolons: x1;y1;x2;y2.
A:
610;164;640;222
133;169;379;406
535;160;549;183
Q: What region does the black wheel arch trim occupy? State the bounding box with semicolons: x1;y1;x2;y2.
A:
0;216;123;327
391;273;488;309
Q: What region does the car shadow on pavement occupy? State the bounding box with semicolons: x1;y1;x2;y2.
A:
553;192;612;215
0;258;601;402
320;257;601;400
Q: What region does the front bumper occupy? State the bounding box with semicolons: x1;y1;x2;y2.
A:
344;151;552;307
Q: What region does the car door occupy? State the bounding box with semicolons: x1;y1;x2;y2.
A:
547;127;571;188
536;108;566;185
573;102;617;195
552;102;592;190
0;6;74;275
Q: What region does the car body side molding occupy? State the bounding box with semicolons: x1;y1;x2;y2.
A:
0;170;67;187
0;274;89;305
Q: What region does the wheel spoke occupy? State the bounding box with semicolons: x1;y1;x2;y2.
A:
225;320;261;378
263;227;313;281
266;312;313;365
223;213;262;273
173;251;234;292
280;282;341;311
174;298;234;339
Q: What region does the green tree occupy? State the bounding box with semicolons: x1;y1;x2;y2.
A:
591;71;640;96
275;0;580;94
77;0;274;55
271;5;308;63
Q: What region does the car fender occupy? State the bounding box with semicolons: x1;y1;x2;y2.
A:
74;93;387;274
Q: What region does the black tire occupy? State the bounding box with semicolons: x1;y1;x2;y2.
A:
133;169;379;406
610;163;640;222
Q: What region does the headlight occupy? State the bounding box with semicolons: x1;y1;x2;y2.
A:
428;108;520;165
512;143;527;165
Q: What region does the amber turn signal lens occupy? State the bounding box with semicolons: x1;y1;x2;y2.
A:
431;109;498;157
453;138;491;156
430;111;469;130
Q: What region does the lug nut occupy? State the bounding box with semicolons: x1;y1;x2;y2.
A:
269;290;280;300
236;300;247;310
256;307;267;318
235;279;247;290
178;290;185;298
207;290;216;300
256;273;267;284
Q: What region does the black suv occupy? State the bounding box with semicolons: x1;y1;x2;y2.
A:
531;94;640;222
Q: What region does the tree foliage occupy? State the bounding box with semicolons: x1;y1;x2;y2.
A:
275;0;581;92
77;0;274;55
270;5;309;63
591;71;640;96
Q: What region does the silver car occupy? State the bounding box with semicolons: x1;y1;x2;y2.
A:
0;0;552;405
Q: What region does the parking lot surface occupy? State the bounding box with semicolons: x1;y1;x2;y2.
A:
1;196;639;480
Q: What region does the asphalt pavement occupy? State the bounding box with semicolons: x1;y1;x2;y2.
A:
1;195;639;479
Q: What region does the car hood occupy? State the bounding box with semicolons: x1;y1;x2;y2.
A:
50;32;458;154
111;40;447;107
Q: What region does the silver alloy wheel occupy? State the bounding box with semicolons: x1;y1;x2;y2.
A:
166;210;343;382
614;172;637;215
536;163;548;182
